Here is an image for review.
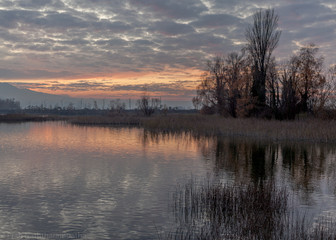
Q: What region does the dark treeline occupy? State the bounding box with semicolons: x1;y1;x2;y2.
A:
0;97;190;117
193;9;336;120
0;98;20;111
0;100;191;116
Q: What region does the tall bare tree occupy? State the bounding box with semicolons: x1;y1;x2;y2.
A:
225;52;247;117
137;90;161;116
266;58;280;115
322;65;336;109
192;96;202;110
293;44;325;113
279;59;300;119
196;52;248;117
196;56;226;115
277;44;329;118
245;8;281;109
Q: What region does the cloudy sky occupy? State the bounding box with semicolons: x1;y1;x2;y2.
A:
0;0;335;103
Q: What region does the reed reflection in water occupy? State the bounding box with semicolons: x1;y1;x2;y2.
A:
163;134;336;239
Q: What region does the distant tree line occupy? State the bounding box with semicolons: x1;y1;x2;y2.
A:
193;9;336;119
0;98;20;111
0;95;173;116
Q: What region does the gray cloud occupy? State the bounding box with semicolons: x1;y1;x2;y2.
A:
0;68;78;79
49;81;109;92
112;81;196;96
149;21;195;36
0;0;335;99
192;13;243;28
16;0;65;9
129;0;208;20
11;80;197;99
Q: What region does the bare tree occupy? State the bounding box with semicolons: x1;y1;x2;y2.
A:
326;65;336;108
313;64;336;113
196;52;248;117
293;44;325;113
245;8;281;108
225;52;247;117
265;58;282;117
110;99;126;114
93;100;99;110
279;59;299;119
137;93;161;116
192;96;201;110
196;56;226;114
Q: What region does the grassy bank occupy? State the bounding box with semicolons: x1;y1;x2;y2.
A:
142;114;336;143
1;113;335;143
68;115;141;126
0;113;65;123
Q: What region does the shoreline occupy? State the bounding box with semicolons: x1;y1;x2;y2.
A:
0;113;335;143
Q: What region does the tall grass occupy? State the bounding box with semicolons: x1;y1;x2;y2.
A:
68;115;141;126
161;178;336;240
142;114;336;143
3;112;336;143
0;113;64;122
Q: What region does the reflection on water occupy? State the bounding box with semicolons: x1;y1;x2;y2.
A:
199;137;336;222
0;122;210;240
0;122;335;239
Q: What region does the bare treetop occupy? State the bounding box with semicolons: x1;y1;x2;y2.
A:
245;8;281;72
245;8;281;107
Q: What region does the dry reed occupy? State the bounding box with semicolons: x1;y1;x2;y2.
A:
68;115;141;126
0;113;64;122
161;177;336;240
142;114;336;143
2;113;335;143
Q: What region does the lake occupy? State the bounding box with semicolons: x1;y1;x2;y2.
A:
0;122;335;239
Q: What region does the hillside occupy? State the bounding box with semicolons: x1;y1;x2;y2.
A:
0;83;74;108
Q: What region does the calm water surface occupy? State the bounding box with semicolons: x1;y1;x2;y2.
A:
0;122;335;239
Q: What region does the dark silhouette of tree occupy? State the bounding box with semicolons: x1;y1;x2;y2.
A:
225;52;247;117
0;98;20;111
266;58;280;116
279;59;299;119
192;96;201;110
321;65;336;109
276;44;328;118
293;44;325;113
93;100;99;110
196;52;249;117
110;99;126;114
137;93;161;116
245;8;281;110
197;56;226;115
192;8;336;120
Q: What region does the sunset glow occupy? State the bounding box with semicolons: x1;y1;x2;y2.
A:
0;0;335;105
5;67;202;100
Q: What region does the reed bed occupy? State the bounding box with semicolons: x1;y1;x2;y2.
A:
0;113;64;123
162;178;336;240
68;115;141;126
67;113;336;143
142;114;336;143
2;112;336;143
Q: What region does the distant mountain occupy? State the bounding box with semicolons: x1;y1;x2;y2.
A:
0;83;194;109
0;83;74;108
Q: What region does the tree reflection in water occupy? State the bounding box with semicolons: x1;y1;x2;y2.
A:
201;137;333;194
165;136;336;239
131;130;336;239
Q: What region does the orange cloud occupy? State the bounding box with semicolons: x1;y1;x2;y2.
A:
7;67;203;101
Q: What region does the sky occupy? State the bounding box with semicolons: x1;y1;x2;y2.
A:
0;0;335;105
